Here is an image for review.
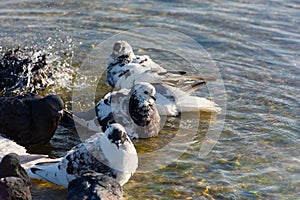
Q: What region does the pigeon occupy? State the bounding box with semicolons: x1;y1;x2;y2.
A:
0;153;32;200
106;41;221;115
70;82;161;139
106;41;167;88
0;93;64;146
28;123;138;187
66;171;123;200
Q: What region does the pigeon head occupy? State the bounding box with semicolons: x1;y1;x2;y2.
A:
0;153;20;170
0;152;30;185
111;41;134;59
43;94;64;116
131;82;156;102
106;123;129;148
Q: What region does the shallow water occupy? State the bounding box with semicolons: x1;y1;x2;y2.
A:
0;0;299;199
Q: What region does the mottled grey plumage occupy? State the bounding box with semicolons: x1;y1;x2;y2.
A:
0;93;64;146
29;123;138;187
106;41;135;88
96;82;161;138
0;153;32;200
105;41;221;115
106;41;205;90
67;171;123;200
63;143;112;177
29;138;112;187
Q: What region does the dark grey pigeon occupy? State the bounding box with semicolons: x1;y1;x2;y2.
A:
66;171;123;200
0;93;64;146
0;153;32;200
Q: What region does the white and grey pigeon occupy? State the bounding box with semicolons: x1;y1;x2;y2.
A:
106;41;221;116
27;123;138;187
106;41;167;87
71;82;161;139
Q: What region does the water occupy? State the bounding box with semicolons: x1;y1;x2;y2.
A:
0;0;299;199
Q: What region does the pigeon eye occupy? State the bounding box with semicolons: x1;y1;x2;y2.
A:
50;104;57;110
144;91;149;95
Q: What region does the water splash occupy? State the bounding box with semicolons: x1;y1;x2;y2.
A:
0;37;76;96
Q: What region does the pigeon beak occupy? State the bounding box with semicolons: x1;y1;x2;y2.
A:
58;110;64;117
115;136;128;149
115;141;121;149
118;69;130;77
151;96;156;101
